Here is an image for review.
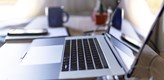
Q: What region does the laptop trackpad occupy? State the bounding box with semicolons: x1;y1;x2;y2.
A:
21;45;63;65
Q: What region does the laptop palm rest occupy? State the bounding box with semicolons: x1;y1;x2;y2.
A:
8;38;65;80
21;37;65;65
8;63;61;80
21;45;63;65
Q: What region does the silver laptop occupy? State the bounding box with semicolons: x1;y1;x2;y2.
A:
8;0;164;80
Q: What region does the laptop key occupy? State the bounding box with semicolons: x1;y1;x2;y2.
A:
70;40;77;71
79;63;86;70
77;39;86;70
71;64;77;70
94;38;109;68
83;39;95;69
62;38;108;72
62;40;71;71
88;39;103;69
62;63;69;71
87;65;94;69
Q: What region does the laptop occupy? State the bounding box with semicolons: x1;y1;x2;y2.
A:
8;0;164;80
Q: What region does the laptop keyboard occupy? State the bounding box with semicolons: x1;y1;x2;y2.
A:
62;38;109;71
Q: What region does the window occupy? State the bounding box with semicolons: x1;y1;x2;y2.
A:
0;0;41;21
0;0;18;5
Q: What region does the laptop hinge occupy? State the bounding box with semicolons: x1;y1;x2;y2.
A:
104;33;127;73
104;33;111;40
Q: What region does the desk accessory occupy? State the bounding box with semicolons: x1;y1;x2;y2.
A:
46;6;69;27
5;27;69;41
92;0;108;25
111;8;123;30
7;28;48;36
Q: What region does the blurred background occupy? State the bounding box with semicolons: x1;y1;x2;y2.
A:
0;0;118;21
0;0;163;52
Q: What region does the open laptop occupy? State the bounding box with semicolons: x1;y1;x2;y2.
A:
8;0;164;80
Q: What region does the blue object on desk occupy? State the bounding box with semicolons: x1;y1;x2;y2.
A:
0;36;5;47
47;7;69;27
111;8;123;30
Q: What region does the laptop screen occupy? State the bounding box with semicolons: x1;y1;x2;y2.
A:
109;0;164;73
121;0;163;41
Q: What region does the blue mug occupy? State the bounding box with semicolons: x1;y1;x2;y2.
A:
46;7;69;27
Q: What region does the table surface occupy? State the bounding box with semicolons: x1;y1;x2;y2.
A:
0;15;163;80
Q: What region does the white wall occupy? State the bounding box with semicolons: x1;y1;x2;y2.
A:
0;0;46;21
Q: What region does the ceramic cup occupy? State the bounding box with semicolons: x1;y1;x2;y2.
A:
46;6;69;27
